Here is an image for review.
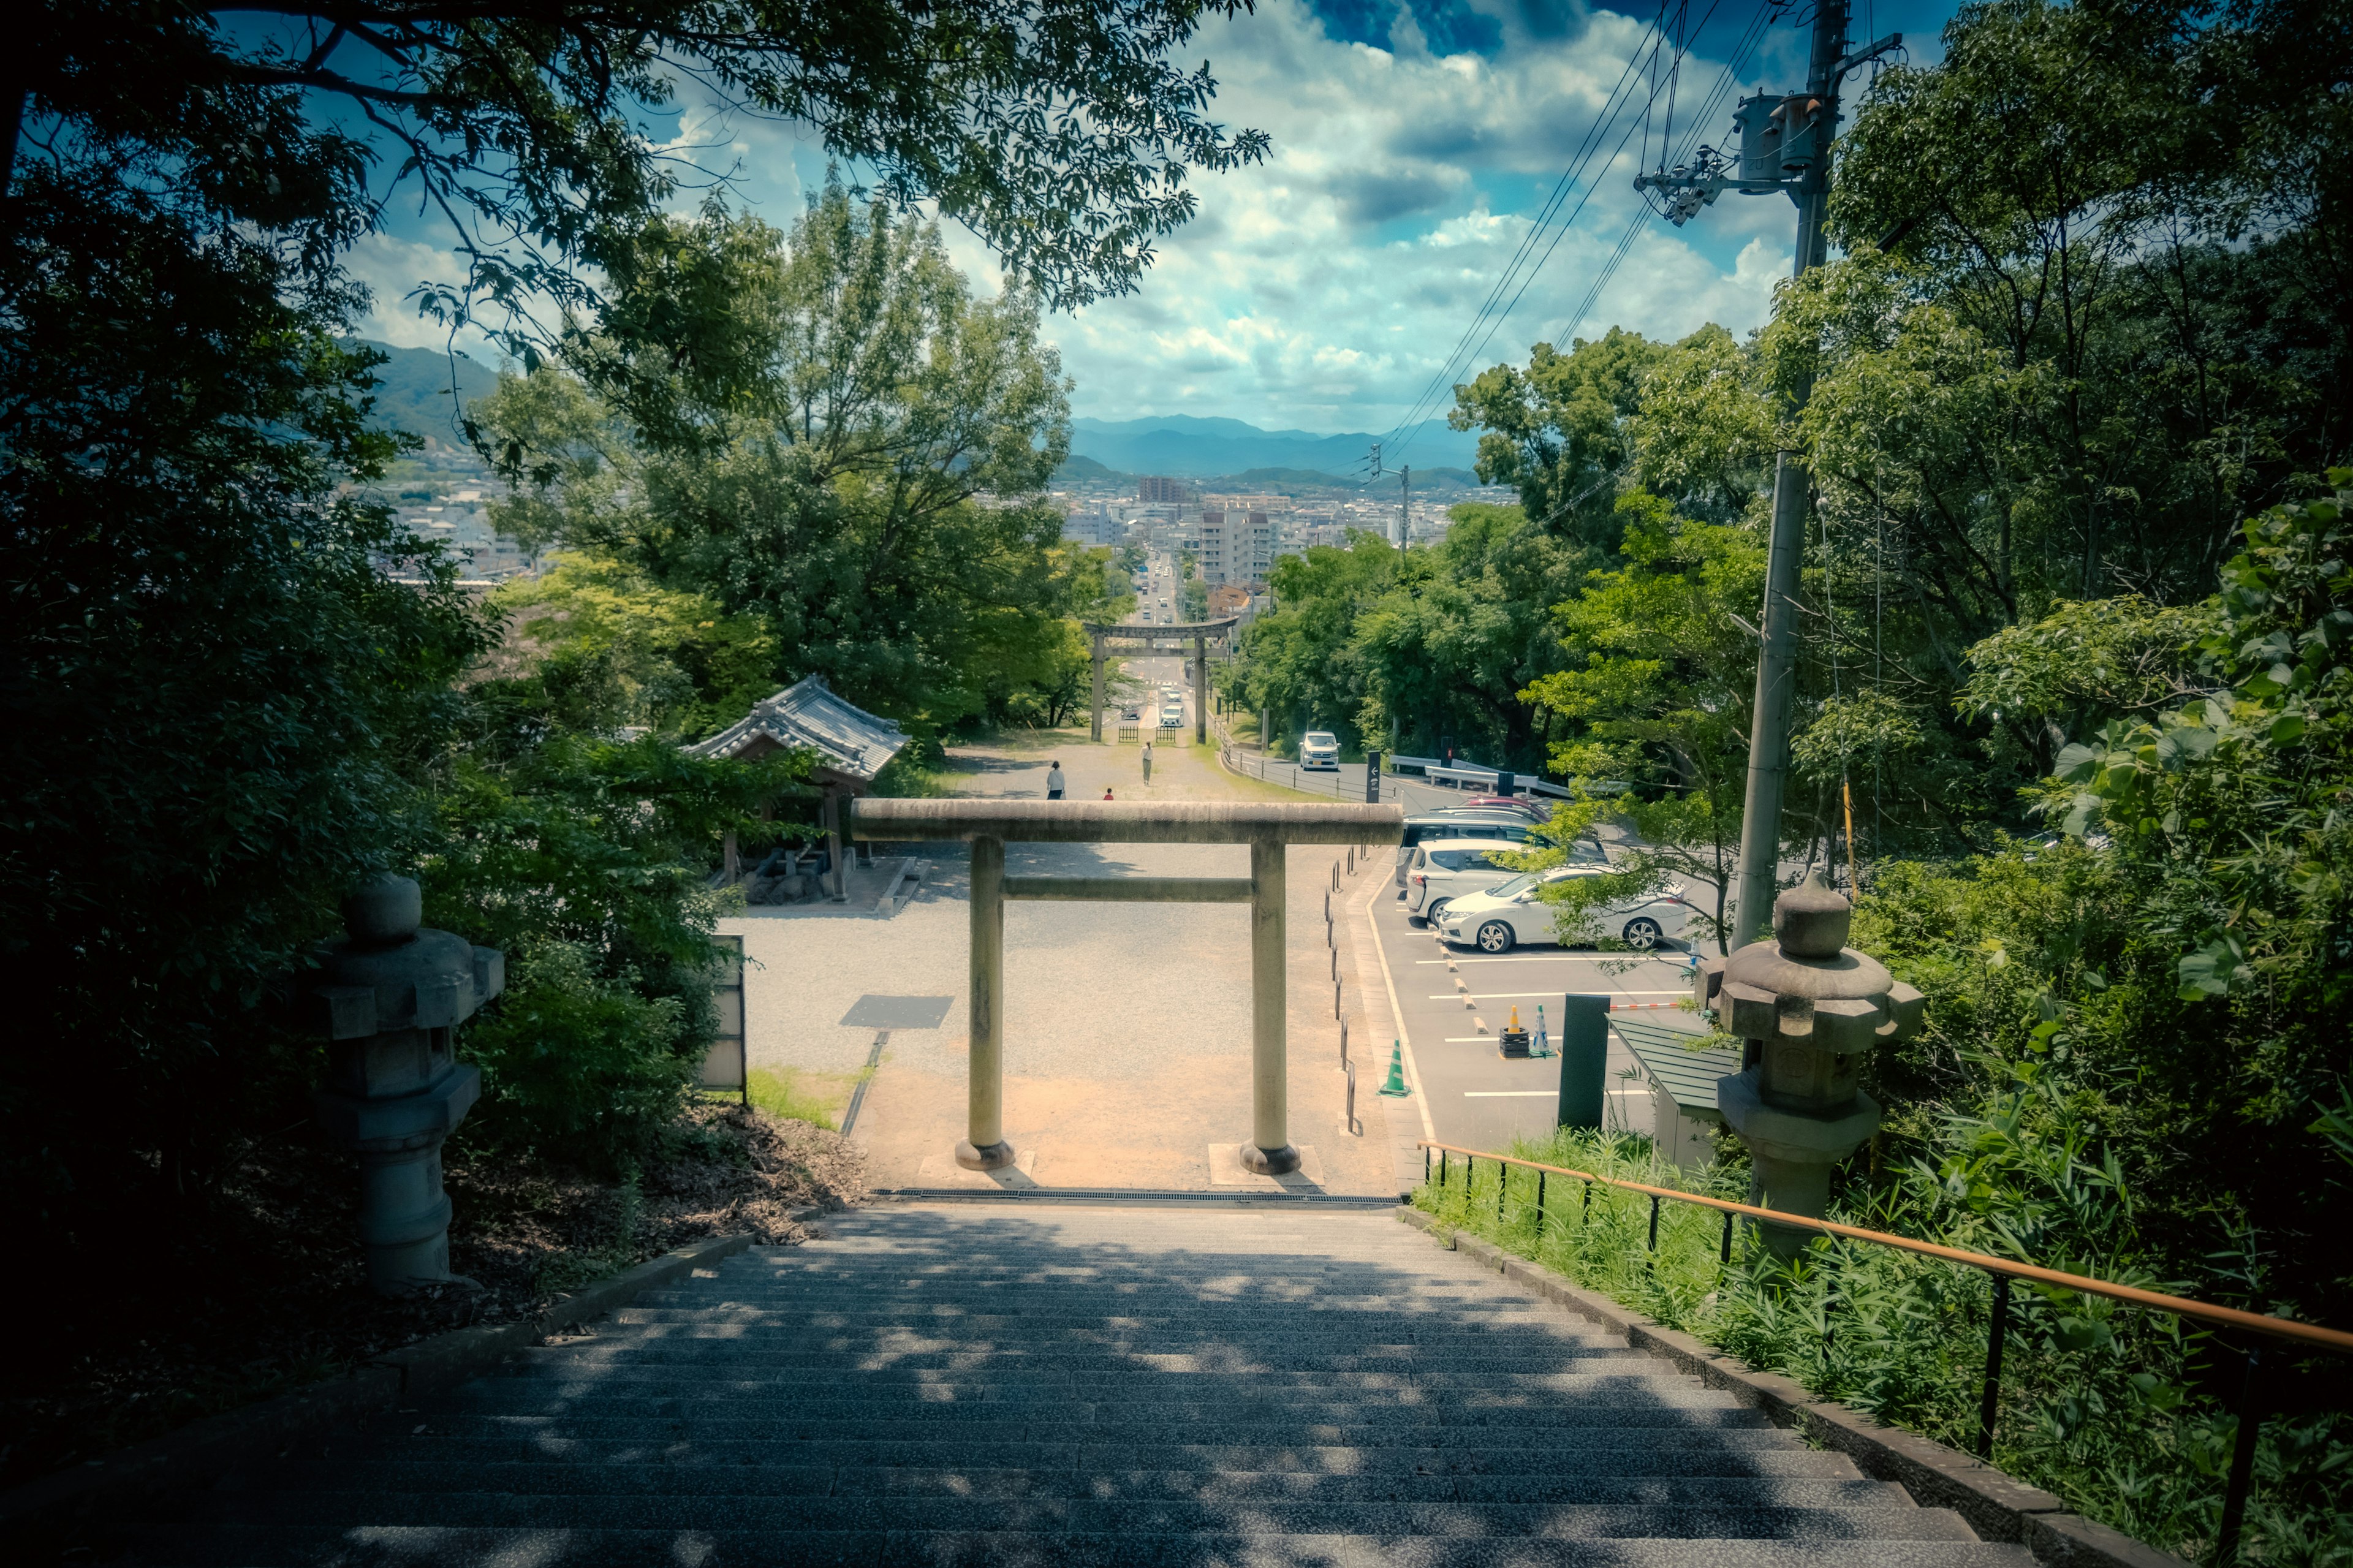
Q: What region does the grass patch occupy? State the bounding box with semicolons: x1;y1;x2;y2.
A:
746;1064;870;1130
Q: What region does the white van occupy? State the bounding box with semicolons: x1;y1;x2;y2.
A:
1300;731;1339;770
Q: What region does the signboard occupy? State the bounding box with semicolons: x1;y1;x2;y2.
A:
700;933;746;1104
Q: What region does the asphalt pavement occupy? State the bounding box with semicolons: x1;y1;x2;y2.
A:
1363;876;1707;1156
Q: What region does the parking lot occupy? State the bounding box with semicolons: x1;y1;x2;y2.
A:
1363;871;1710;1155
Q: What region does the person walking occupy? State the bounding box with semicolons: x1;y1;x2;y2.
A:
1141;738;1154;784
1046;760;1065;800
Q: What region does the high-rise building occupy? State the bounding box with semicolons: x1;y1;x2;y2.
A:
1198;508;1228;583
1137;475;1188;505
1241;510;1275;585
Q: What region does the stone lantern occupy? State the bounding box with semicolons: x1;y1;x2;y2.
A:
1695;875;1923;1256
304;874;502;1295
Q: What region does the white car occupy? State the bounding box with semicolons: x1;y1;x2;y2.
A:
1434;864;1697;953
1300;730;1339;770
1159;706;1184;729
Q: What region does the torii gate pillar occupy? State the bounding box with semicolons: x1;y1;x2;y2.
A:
1088;630;1106;743
1193;633;1208;744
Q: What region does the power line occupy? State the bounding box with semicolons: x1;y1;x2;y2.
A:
1370;2;1681;477
1544;1;1776;349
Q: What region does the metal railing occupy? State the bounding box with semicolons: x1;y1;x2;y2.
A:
1220;743;1366;800
1415;1138;2353;1564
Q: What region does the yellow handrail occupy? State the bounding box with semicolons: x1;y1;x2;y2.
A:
1416;1139;2353;1354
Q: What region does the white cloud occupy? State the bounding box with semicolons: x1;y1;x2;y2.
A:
349;0;1859;434
1034;0;1803;433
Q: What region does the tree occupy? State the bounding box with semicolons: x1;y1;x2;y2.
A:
18;1;1269;325
1518;494;1766;950
1221;533;1400;749
423;733;803;1168
1451;327;1671;548
4;0;1262;1256
1350;504;1586;767
476;189;1083;737
477;553;779;743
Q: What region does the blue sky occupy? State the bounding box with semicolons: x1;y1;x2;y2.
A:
352;0;1965;442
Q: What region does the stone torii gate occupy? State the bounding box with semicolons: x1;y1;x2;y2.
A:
848;798;1403;1177
1086;617;1238;744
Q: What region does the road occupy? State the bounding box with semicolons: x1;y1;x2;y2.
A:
1096;548;1198;740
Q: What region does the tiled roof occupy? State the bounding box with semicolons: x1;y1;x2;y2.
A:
683;675;907;784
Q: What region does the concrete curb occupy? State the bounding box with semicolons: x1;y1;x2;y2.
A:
1;1229;762;1534
1396;1205;2181;1568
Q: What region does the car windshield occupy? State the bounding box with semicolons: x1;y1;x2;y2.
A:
1304;733;1336;745
1484;873;1537;899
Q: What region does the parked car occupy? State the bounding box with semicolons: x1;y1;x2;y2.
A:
1393;811;1601;887
1456;793;1548;822
1433;865;1696;953
1300;730;1339;770
1404;839;1529;922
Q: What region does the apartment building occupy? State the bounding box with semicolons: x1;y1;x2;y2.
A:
1199;508;1275;588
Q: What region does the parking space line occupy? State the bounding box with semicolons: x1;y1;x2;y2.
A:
1464;1091;1555;1098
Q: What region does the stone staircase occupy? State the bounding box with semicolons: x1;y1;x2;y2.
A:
127;1205;2036;1567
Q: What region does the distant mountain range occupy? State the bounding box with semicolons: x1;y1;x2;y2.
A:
342;341;1487;485
1067;414;1481;479
348;339;501;444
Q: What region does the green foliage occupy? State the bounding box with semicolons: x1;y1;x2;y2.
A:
1518;493;1765;947
33;2;1267;343
482;554;779;741
1420;1120;2353;1567
0;87;489;1242
476;187;1086;738
422;734;805;1167
460;939;694;1171
1222;507;1589;767
1450;326;1676;546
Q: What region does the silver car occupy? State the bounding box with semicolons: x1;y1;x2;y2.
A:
1434;865;1696;953
1393;812;1596;888
1404;839;1529;922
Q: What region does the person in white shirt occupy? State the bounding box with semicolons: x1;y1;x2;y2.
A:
1046;762;1065;800
1142;739;1154;783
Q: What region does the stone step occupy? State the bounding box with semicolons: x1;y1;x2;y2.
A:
520;1347;1697;1376
225;1462;1907;1508
618;1302;1613;1328
399;1411;1772;1447
599;1325;1632;1350
164;1493;1982;1541
313;1434;1863;1477
488;1364;1671;1392
123;1524;2036;1568
434;1382;1724;1419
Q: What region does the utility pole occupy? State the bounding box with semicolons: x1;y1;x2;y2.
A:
1634;0;1899;945
1400;465;1411;547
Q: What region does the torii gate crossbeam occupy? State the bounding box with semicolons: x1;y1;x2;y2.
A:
1085;618;1238;745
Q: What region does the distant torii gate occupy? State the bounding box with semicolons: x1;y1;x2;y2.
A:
1086;617;1238;745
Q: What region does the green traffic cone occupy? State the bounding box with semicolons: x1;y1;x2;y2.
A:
1377;1039;1410;1097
